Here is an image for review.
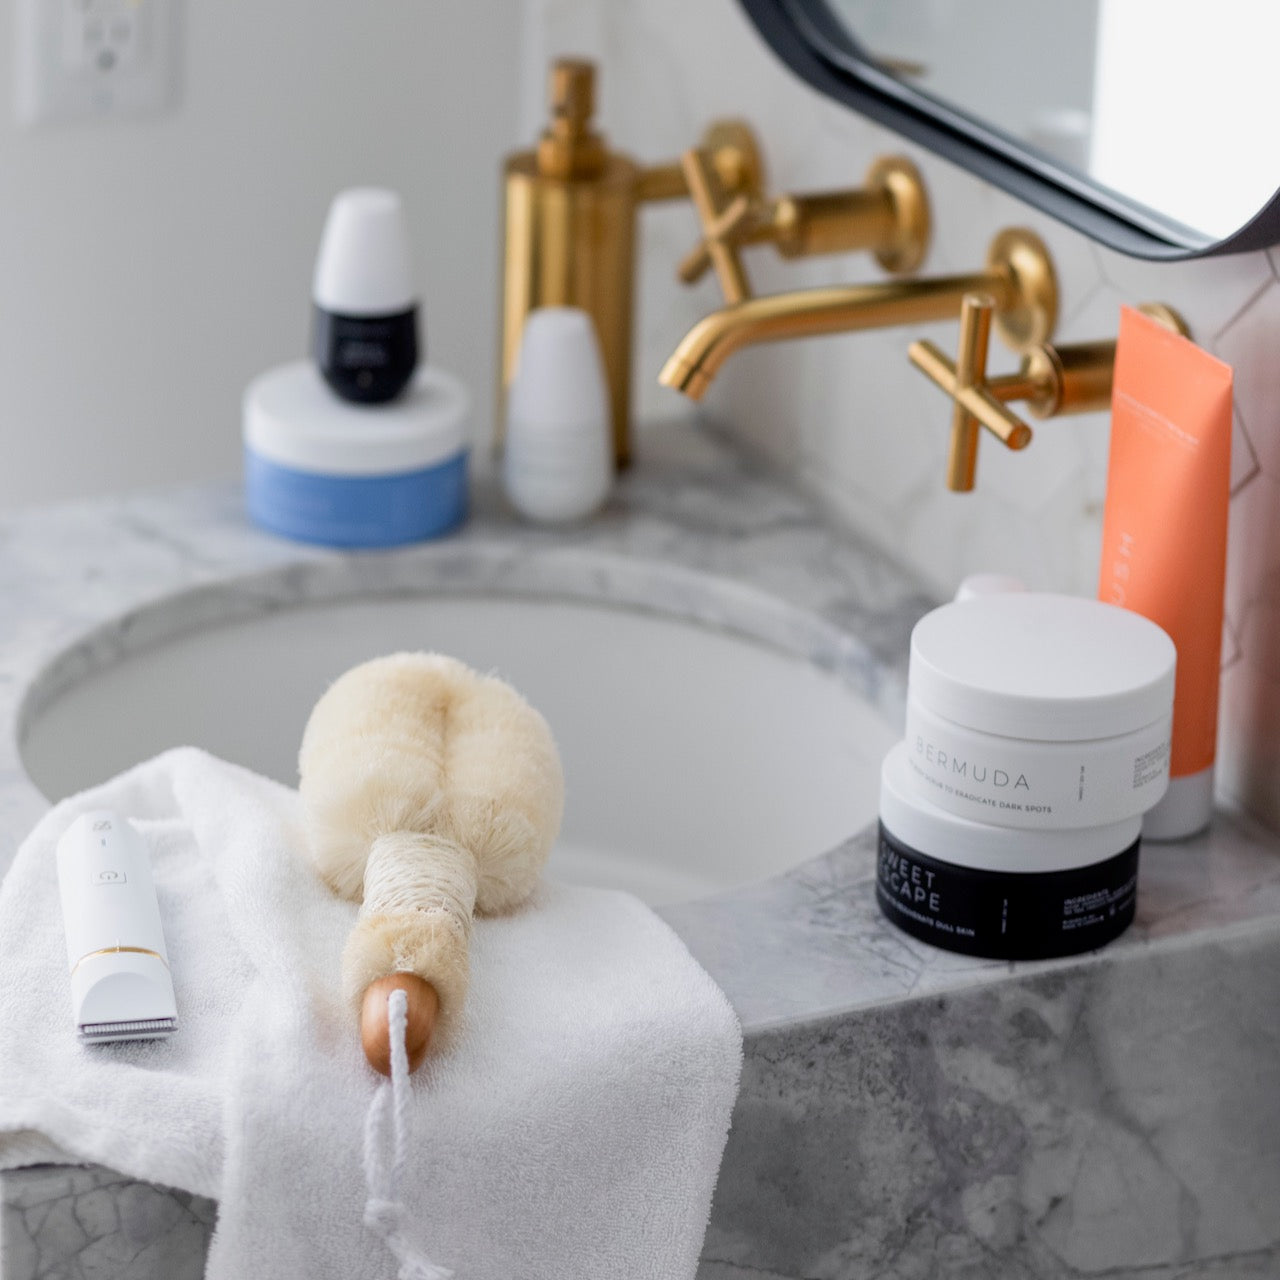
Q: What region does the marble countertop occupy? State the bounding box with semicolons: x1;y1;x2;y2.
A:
3;423;1278;1035
5;422;1280;1279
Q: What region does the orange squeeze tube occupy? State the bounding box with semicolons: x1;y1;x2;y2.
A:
1098;306;1232;840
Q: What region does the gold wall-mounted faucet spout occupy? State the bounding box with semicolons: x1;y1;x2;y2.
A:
659;228;1058;401
500;60;944;469
909;295;1188;491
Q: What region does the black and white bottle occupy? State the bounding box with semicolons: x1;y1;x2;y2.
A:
312;188;420;404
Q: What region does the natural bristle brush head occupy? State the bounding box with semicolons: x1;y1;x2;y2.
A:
297;652;564;1073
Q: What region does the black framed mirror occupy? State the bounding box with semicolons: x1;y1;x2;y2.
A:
740;0;1280;259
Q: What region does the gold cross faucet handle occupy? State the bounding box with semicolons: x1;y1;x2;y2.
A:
910;295;1189;492
909;293;1033;492
678;146;758;304
678;155;933;305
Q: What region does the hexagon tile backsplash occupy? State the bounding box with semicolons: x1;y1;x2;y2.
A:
523;0;1280;831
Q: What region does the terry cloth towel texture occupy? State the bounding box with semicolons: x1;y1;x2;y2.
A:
0;748;743;1279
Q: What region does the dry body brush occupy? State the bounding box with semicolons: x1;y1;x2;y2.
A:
298;652;564;1073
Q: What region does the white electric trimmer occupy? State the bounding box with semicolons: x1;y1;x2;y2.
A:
56;810;177;1043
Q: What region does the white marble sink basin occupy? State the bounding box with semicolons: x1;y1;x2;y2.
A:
19;592;897;904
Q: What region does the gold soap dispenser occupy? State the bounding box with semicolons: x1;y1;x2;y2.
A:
498;58;761;468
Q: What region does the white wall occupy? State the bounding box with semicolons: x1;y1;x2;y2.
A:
0;1;523;508
526;0;1280;832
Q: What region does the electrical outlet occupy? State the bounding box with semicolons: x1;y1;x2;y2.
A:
15;0;179;126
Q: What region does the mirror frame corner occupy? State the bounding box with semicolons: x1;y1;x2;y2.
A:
740;0;1280;261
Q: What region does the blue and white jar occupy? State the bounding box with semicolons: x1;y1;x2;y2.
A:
243;360;469;548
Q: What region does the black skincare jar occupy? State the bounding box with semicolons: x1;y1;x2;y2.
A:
877;743;1140;960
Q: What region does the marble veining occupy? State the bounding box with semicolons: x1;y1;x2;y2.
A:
2;425;1279;1279
706;923;1280;1279
2;1163;215;1280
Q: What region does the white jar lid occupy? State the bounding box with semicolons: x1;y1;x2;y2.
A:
909;593;1175;742
880;742;1141;873
244;360;469;476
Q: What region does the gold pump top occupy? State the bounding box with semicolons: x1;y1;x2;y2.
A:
537;59;607;180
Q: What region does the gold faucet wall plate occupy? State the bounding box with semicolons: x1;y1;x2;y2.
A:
985;228;1058;352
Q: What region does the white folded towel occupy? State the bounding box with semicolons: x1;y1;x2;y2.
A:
0;748;742;1278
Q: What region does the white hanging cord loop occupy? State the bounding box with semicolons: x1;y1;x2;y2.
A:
362;987;454;1280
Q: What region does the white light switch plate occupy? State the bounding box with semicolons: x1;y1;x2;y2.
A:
15;0;179;126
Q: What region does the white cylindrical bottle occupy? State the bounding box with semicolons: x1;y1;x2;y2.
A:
954;572;1026;603
503;307;612;523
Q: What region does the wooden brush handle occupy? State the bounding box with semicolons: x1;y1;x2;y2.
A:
360;973;439;1076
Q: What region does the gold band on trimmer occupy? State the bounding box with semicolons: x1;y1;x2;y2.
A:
70;945;169;977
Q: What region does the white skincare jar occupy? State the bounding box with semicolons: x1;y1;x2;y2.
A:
904;593;1176;831
878;743;1141;960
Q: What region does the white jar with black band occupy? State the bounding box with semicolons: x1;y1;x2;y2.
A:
905;593;1176;830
